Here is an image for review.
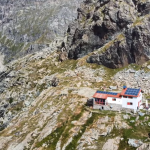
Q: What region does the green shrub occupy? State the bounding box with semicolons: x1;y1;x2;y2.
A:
9;97;13;104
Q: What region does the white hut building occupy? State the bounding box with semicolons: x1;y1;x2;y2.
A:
93;86;142;110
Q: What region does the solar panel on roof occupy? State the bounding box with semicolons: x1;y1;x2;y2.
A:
96;91;118;95
124;88;140;96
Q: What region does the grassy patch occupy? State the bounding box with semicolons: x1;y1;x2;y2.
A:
35;108;85;150
8;97;14;104
37;83;47;93
90;81;115;89
118;129;136;150
65;113;98;150
118;115;150;150
132;17;143;27
60;109;84;148
129;64;141;71
34;56;78;77
144;94;150;100
96;127;136;150
104;63;142;80
124;114;150;139
36;125;65;150
95;112;150;150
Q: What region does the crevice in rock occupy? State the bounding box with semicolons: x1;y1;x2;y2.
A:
92;24;108;39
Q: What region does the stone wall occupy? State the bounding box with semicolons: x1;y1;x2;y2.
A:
93;103;134;113
93;103;122;111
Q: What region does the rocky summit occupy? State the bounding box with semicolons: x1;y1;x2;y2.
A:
0;0;150;150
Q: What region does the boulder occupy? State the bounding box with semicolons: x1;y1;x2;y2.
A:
138;112;145;116
59;51;68;62
24;101;30;107
109;86;117;90
128;139;143;148
147;65;150;69
102;137;120;150
123;114;130;120
136;116;139;121
130;120;135;123
51;77;59;87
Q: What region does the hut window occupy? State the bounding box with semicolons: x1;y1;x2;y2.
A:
127;102;133;105
112;98;116;101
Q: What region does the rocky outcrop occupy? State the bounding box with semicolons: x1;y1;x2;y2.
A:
65;0;150;68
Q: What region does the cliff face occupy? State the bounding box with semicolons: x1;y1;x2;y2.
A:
66;0;150;68
0;0;83;63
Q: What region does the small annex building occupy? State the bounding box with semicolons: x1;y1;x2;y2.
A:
93;86;142;110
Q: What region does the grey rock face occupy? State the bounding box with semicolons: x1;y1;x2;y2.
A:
0;0;83;63
65;0;150;68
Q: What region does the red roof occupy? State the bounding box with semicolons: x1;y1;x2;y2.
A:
93;88;141;99
93;93;107;99
121;88;126;95
93;93;121;99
